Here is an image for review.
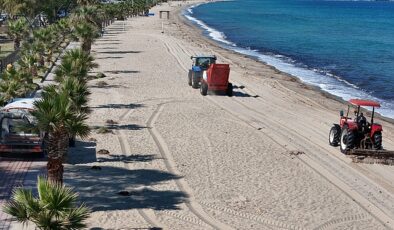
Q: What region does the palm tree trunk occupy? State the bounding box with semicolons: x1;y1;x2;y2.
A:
82;41;91;53
47;158;63;184
46;129;69;184
14;39;20;50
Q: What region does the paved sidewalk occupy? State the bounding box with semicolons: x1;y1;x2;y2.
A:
0;157;45;230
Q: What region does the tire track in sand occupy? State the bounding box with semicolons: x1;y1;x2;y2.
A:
177;107;308;230
115;129;164;229
159;35;392;229
115;98;210;228
102;91;165;229
147;102;234;230
207;97;392;229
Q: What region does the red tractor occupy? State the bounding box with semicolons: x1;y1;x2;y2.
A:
329;99;383;153
200;63;233;97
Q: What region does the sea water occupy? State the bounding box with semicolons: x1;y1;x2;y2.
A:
184;0;394;118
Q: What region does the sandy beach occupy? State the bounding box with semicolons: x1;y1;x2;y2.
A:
10;1;394;229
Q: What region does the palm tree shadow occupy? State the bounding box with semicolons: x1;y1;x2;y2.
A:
95;42;121;45
64;166;188;212
107;124;147;130
97;51;141;54
89;84;127;89
96;56;124;60
68;141;97;164
96;39;121;42
105;70;140;74
91;103;144;109
97;154;158;163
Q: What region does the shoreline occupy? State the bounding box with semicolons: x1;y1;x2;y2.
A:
177;1;394;123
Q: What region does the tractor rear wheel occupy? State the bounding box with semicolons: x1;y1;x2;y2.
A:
340;125;355;154
373;132;382;150
329;125;340;146
200;82;208;96
227;83;233;97
188;71;192;86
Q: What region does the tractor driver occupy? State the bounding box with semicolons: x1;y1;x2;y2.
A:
357;112;368;132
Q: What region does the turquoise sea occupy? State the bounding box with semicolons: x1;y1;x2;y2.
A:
184;0;394;118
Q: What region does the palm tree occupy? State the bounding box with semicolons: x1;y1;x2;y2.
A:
3;176;90;229
54;18;73;45
44;79;91;147
73;22;99;53
77;0;98;6
33;27;58;65
31;89;90;183
18;53;39;80
60;78;91;114
0;0;37;19
7;18;29;50
71;6;101;27
55;48;97;82
0;65;36;105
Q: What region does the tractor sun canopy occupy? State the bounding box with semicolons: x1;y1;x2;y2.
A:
349;99;380;108
191;55;216;59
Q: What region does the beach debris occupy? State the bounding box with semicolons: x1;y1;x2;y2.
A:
288;151;305;156
117;191;130;196
88;137;97;142
96;72;107;79
105;119;118;125
90;166;102;170
96;81;108;88
97;149;110;155
97;126;113;134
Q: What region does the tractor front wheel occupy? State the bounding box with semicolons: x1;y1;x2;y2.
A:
192;76;199;89
188;71;192;86
227;83;233;97
340;125;355;154
200;82;208;96
329;125;340;147
373;132;382;150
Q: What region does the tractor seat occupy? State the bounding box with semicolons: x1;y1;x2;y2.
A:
358;121;370;134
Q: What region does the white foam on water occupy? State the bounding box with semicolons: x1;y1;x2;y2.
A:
184;5;236;46
184;4;394;119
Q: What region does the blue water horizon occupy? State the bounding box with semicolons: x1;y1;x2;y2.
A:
184;0;394;118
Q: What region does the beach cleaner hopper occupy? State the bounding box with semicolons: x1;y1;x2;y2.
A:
329;99;394;164
200;63;233;97
0;98;45;156
188;55;217;88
